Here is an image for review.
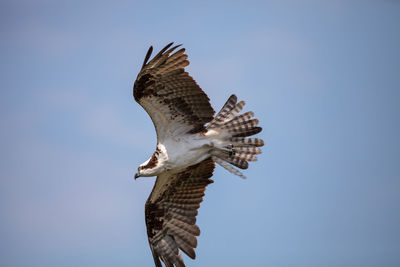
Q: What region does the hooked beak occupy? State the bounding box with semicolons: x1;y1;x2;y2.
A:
134;172;140;180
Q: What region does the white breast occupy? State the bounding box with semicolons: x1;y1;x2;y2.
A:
161;133;211;171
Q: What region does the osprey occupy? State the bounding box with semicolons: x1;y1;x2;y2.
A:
133;43;264;267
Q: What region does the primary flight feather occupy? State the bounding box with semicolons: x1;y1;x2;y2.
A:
133;43;264;267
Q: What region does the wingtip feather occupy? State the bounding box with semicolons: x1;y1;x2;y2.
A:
142;45;153;69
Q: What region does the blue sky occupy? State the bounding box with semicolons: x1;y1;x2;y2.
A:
1;1;399;266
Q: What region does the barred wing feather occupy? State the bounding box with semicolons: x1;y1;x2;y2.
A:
145;158;215;267
133;43;215;141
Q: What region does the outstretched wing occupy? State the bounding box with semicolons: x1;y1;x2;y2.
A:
145;158;215;267
133;43;215;141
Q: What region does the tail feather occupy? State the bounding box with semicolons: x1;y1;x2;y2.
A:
221;111;254;128
211;148;249;169
212;156;245;178
207;95;245;129
224;118;259;132
209;95;264;178
230;137;264;147
235;146;262;155
228;101;245;121
227;155;249;169
207;95;237;128
232;126;262;138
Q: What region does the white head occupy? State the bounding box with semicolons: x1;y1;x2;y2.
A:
134;154;159;179
135;145;166;179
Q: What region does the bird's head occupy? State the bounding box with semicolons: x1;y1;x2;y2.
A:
135;147;162;179
134;165;145;179
134;159;156;179
134;168;140;179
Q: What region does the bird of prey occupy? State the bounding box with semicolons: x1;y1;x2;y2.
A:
133;43;264;267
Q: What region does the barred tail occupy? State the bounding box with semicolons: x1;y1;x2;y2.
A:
207;94;264;178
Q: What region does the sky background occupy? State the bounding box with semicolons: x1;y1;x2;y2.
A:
1;1;399;266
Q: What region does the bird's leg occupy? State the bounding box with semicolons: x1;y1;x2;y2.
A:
227;144;236;157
